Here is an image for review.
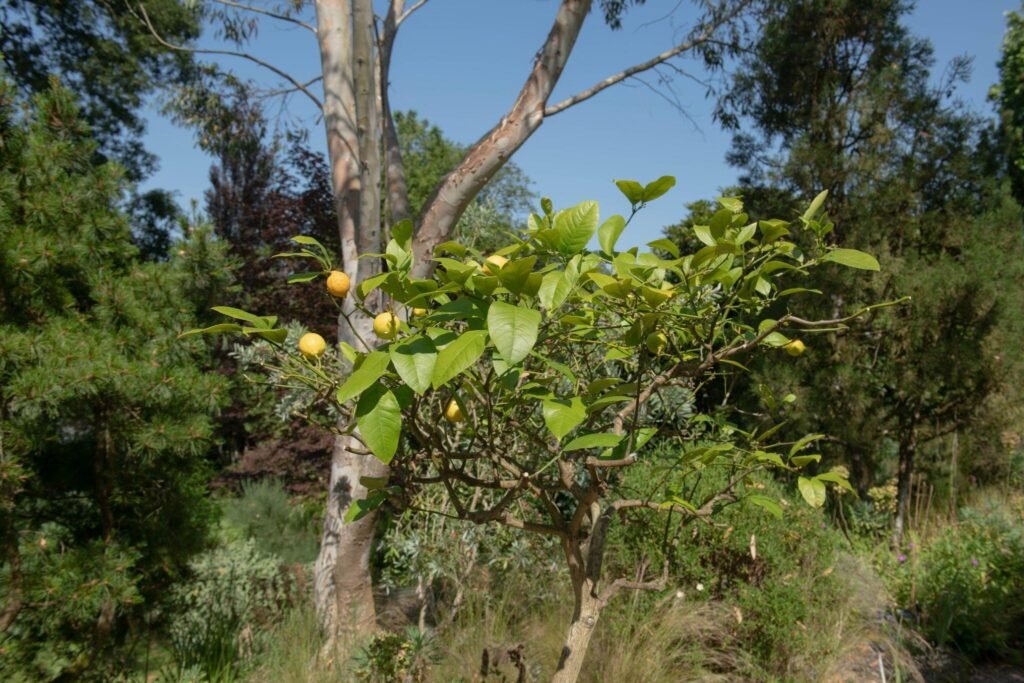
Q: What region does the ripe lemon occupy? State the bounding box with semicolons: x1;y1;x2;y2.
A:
298;332;327;359
373;312;400;340
482;254;508;275
785;339;806;357
326;270;351;298
444;399;464;423
646;332;668;354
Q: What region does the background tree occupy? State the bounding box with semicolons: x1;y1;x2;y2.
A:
689;0;1024;540
0;0;198;181
140;0;752;634
0;78;233;679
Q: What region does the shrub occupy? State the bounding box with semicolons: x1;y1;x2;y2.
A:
888;501;1024;660
220;478;320;566
167;539;299;680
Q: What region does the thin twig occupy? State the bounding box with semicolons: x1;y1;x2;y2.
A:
134;3;323;111
211;0;316;34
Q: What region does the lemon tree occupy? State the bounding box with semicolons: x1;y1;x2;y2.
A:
187;177;887;682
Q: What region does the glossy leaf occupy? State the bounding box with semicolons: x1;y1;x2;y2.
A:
336;351;391;403
543;397;586;441
487;302;541;365
431;330;488;388
356;382;402;463
389;335;438;395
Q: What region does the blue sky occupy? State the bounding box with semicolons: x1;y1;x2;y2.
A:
141;0;1017;249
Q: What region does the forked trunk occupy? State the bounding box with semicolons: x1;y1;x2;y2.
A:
552;576;602;683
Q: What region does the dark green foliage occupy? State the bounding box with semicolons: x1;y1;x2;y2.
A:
0;78;231;679
220;478;320;566
0;0;199;181
683;0;1024;515
994;4;1024;204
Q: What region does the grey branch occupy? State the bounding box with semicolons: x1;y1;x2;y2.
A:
211;0;317;33
543;4;742;117
134;3;323;110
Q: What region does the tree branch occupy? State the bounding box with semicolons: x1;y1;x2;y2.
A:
211;0;317;34
134;3;323;110
398;0;430;25
412;0;592;276
544;6;739;117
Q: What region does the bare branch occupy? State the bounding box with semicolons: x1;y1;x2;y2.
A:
211;0;317;34
134;3;323;110
398;0;430;25
544;3;746;117
598;559;669;606
584;454;638;468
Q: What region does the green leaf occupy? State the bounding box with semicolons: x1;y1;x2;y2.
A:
789;433;825;458
178;323;244;338
693;225;716;247
803;190;828;221
798;477;827;508
747;495;783;519
564;433;624;451
598;214;627;254
496;256;537;295
243;327;288;343
717;196;743;213
615;179;645;204
647;238;680;257
816;470;856;494
389;335;438;395
358;272;391;298
553;201;599;255
356;382;402;464
391;219;414;248
538;263;579;310
542;397;586;441
287;271;320;284
642;175;676;202
487;302;541;365
791;454;822;467
359;476;389;490
344;492;386;523
211;306;264;325
431;330;488;388
822;248;880;271
336;351;391;403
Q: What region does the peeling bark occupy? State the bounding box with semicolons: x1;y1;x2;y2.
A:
412;0;592;276
313;0;387;637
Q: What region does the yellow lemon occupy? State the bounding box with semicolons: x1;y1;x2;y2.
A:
444;399;464;423
785;339;806;357
482;254;508;275
373;312;400;340
411;307;428;317
298;332;327;359
646;332;668;354
326;270;351;298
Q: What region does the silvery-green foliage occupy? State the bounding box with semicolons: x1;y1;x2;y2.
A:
230;322;342;426
168;539;298;676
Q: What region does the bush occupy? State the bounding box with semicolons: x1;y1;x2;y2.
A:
886;499;1024;660
167;539;300;680
220;478;320;566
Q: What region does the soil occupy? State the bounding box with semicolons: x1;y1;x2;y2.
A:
212;424;334;498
